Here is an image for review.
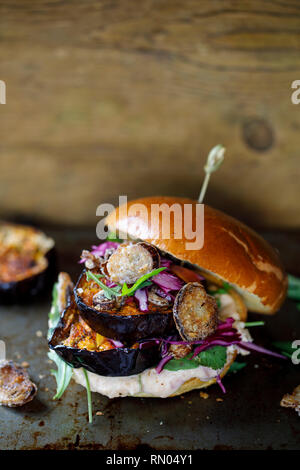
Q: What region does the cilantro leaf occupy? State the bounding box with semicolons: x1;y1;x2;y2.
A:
195;346;227;370
121;267;166;296
164;353;200;371
164;346;227;372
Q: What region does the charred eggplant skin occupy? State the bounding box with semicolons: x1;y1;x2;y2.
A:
50;343;160;377
0;248;56;304
74;269;175;344
49;286;161;376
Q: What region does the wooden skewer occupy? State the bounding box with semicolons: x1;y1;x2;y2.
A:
198;145;226;203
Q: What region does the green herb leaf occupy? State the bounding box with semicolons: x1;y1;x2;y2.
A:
228;361;247;374
83;368;93;424
106;232;123;243
86;270;121;300
244;321;265;327
272;341;296;359
164;346;227;372
288;274;300;290
164;353;200;371
288;274;300;300
48;350;73;400
195;346;227;370
121;267;166;296
47;283;73;399
208;282;231;296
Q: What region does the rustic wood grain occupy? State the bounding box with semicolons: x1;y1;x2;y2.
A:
0;0;300;228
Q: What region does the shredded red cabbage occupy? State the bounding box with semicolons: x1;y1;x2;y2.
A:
91;241;119;257
152;271;183;293
106;279;118;288
134;288;149;312
80;241;120;264
150;316;287;375
156;355;173;373
217;317;235;329
153;287;175;302
238;341;287;360
160;258;172;268
216;374;226;394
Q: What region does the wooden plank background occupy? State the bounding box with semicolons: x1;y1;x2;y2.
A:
0;0;300;228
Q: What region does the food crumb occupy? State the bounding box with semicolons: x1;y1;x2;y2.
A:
280;385;300;416
200;392;209;399
216;398;223;402
21;361;29;368
96;411;104;416
36;330;43;338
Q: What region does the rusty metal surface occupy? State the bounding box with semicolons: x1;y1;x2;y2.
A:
0;228;299;450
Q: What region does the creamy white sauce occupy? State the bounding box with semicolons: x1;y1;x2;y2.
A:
73;351;235;399
72;292;250;398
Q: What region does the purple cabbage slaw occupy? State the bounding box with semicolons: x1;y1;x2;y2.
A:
134;287;149;312
152;271;184;293
160;258;173;268
141;316;287;378
131;269;184;311
80;241;120;263
216;374;226;394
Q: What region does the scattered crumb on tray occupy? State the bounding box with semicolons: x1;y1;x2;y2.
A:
280;385;300;416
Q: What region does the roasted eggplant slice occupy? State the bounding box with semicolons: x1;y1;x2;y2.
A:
147;285;171;307
74;269;175;344
0;360;37;407
173;282;218;341
49;283;161;376
106;242;160;285
0;223;55;303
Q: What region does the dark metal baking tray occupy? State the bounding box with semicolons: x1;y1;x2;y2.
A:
0;228;299;450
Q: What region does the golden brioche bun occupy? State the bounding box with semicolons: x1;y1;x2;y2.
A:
105;196;287;314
